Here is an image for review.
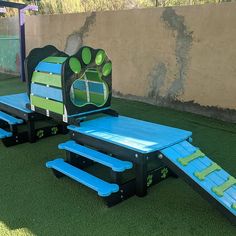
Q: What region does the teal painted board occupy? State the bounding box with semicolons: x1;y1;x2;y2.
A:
31;83;63;102
0;93;32;113
59;140;133;172
0;128;12;139
0;111;23;125
35;62;61;74
46;158;119;197
161;141;236;217
68;116;192;154
0;36;20;74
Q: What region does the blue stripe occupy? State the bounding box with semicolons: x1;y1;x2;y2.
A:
31;83;63;102
0;128;12;139
35;62;62;74
88;82;104;94
73;80;86;91
0;111;23;125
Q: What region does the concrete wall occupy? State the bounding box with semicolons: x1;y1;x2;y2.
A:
2;3;236;121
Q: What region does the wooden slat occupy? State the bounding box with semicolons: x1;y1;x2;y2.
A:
32;72;62;88
30;95;64;115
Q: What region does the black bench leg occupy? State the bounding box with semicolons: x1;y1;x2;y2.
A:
27;120;36;143
135;154;148;197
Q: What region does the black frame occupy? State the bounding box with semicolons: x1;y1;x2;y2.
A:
0;101;67;147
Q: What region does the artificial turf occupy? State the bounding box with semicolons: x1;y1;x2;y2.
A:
0;76;236;235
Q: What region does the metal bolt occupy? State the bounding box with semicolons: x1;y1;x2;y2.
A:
158;154;163;159
121;195;124;199
135;154;138;158
120;189;123;193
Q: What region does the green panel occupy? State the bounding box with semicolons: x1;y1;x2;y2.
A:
82;47;92;65
178;150;205;166
90;93;105;106
212;176;236;197
31;95;64;114
32;72;62;88
43;57;68;64
69;57;81;74
102;62;112;76
232;203;236;210
194;162;221;181
74;89;88;102
95;50;106;65
85;69;101;82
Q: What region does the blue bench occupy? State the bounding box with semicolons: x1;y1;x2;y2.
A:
0;128;12;139
46;158;119;197
58;140;133;172
0;111;23;125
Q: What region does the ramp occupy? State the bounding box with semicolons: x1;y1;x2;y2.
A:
160;141;236;224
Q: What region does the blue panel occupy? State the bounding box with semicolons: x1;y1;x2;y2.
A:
161;141;236;216
46;158;119;197
35;62;62;74
0;128;12;139
88;82;104;94
59;140;133;172
0;93;32;113
31;83;63;102
67;116;192;153
73;80;86;91
0;111;23;125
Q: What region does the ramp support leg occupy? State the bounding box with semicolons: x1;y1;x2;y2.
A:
135;154;148;197
27;120;36;143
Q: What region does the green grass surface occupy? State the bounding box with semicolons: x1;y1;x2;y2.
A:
0;76;236;235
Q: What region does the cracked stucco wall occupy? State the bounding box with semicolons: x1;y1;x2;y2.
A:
14;2;236;121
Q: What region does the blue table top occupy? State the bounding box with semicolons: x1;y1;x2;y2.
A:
68;116;192;154
0;93;32;113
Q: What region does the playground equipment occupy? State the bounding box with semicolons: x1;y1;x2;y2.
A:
25;45;236;224
0;44;236;224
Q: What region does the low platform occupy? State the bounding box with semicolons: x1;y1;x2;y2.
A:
68;116;192;154
0;93;67;146
0;93;32;114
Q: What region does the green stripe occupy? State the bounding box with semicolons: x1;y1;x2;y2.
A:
194;162;221;181
178;150;205;166
85;70;101;82
43;57;67;64
232;203;236;210
31;95;64;115
32;72;62;88
212;176;236;197
90;93;106;106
